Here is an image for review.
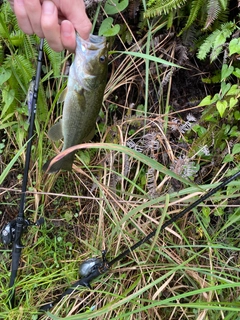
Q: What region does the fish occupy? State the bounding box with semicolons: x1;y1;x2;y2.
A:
43;34;108;173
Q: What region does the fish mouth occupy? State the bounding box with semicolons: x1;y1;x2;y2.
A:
77;34;106;52
73;34;108;88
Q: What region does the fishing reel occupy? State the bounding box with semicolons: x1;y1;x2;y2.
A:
40;250;110;311
1;217;44;245
78;250;109;288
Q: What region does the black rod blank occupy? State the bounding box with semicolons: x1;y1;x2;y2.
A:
8;38;44;308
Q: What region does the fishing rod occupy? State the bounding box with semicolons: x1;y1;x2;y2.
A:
1;38;45;308
40;168;240;312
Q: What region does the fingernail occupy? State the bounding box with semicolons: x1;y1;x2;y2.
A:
42;1;55;14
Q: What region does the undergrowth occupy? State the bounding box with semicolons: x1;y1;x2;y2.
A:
0;0;240;319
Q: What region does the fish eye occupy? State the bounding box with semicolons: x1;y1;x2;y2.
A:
99;55;106;63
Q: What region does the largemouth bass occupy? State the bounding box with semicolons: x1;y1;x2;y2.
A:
43;34;108;173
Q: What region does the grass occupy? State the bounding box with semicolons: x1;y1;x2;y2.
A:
0;0;240;319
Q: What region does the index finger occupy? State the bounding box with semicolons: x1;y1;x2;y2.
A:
57;0;92;40
18;0;44;37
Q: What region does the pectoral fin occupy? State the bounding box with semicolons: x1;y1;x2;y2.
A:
58;88;68;104
48;120;63;141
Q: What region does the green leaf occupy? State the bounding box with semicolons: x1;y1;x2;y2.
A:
234;110;240;120
229;97;238;109
232;143;240;155
64;211;73;222
232;68;240;78
0;120;17;130
0;141;27;185
9;29;24;46
199;94;218;106
229;125;239;137
214;33;226;48
226;84;240;96
221;64;234;81
216;100;227;117
98;17;120;37
223;154;233;163
199;95;213;106
0;67;12;86
79;150;91;165
219;0;228;10
104;0;129;15
220;82;231;96
1;89;15;118
229;38;240;55
202;73;221;83
191;124;207;137
201;206;210;228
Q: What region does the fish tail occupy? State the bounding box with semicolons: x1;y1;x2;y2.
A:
43;153;75;173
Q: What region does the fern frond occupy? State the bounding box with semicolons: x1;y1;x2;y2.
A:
167;11;175;29
0;9;10;38
0;1;19;38
179;0;205;35
14;55;34;84
213;4;229;26
210;21;236;61
22;35;38;61
218;0;228;10
144;0;187;18
181;24;197;47
204;0;222;30
197;30;220;60
9;29;24;46
3;54;33;98
197;21;237;61
43;41;64;78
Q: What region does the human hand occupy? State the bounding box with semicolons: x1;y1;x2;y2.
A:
8;0;92;52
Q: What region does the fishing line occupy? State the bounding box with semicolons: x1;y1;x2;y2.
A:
2;38;45;308
40;168;240;312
